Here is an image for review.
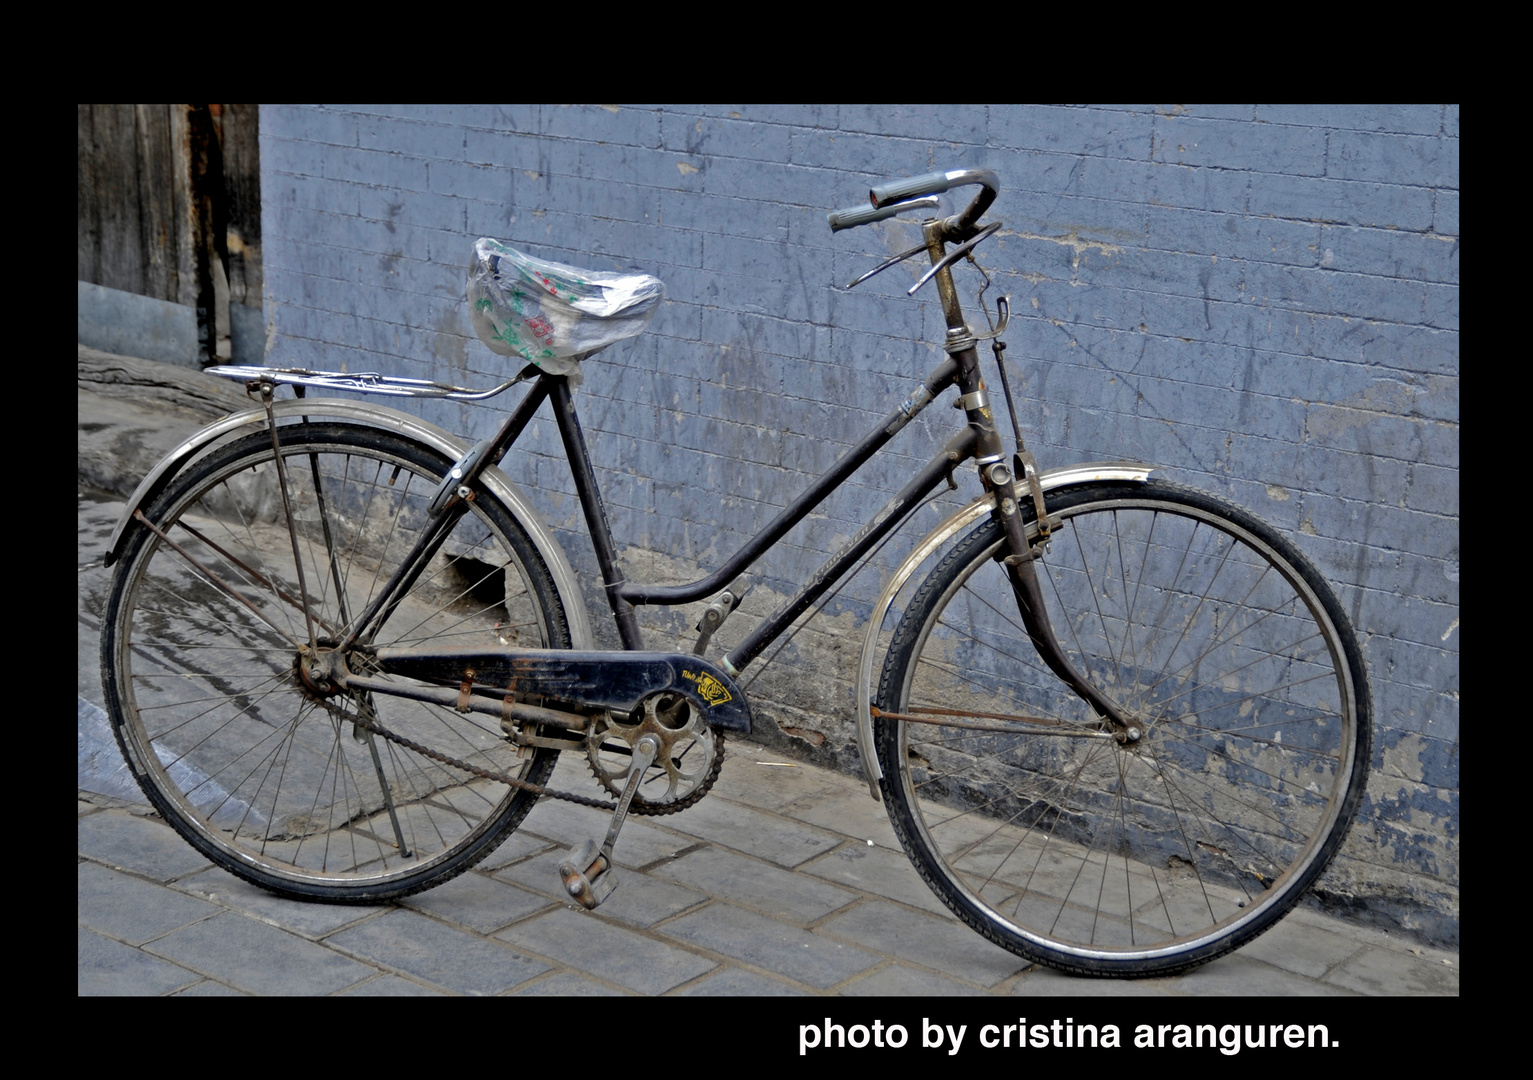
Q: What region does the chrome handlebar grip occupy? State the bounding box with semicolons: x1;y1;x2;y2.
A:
827;195;941;233
868;168;999;240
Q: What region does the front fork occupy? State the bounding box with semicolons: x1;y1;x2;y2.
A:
960;350;1140;742
924;206;1134;739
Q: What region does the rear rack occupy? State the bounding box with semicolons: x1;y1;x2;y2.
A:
206;364;529;401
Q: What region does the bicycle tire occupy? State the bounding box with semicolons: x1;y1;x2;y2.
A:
874;480;1370;976
101;422;572;902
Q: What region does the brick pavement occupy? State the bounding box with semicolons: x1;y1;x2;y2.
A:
79;717;1459;998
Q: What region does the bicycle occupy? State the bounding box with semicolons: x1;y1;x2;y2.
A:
99;167;1371;977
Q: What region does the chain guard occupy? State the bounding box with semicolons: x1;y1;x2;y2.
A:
586;692;723;815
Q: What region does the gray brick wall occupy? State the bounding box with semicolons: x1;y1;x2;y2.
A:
258;105;1459;940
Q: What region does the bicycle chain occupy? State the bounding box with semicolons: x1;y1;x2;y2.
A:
315;695;619;811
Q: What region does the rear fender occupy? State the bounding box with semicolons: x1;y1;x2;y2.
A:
103;398;595;650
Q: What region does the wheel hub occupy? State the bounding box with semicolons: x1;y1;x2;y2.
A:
293;641;346;700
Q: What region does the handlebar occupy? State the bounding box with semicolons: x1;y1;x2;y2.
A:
827;195;940;233
826;167;1000;238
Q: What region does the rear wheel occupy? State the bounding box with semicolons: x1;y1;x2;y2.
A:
102;423;571;901
875;480;1370;976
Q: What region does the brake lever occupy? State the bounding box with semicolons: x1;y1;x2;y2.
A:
844;240;929;289
907;221;1003;296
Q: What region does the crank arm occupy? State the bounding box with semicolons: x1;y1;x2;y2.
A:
559;733;659;909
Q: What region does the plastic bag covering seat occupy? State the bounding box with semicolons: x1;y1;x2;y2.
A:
467;238;665;381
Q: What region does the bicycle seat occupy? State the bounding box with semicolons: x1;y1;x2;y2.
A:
467;238;665;379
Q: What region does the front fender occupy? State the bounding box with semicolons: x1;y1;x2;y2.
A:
852;461;1153;799
103;398;595;650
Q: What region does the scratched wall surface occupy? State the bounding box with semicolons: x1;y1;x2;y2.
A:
258;105;1459;941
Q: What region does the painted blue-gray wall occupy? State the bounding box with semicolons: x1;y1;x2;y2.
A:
258;105;1458;939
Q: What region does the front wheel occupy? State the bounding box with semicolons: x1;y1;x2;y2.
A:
875;480;1370;977
101;423;572;902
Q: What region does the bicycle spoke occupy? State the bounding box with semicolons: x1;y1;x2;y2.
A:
105;423;570;901
875;482;1365;974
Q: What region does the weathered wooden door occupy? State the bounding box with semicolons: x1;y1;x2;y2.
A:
78;104;261;365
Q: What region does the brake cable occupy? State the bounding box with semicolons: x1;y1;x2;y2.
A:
973;256;1052;544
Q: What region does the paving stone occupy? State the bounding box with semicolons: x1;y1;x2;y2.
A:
660;903;882;989
709;754;852;811
176;867;386;938
510;971;634;995
650;796;840;868
494;846;706;928
339;974;448;996
776;788;900;849
497;906;717;994
573;866;710;929
327;908;550;995
492;846;588;900
146;910;376;995
676;968;811;995
78;697;148;805
1239;915;1366;978
476;830;556;872
78;807;213;882
79;927;202;996
799;842;950;916
816;899;1026;987
1157;949;1357;996
1323;943;1460;996
662;845;859;923
172;979;247;996
514;754;691;855
518;795;697;868
401;868;555;934
78;862;219;945
839;962;991;996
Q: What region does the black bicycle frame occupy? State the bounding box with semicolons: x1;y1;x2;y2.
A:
340;228;1018;684
334;330;1000;678
543;344;998;674
333;207;1123;727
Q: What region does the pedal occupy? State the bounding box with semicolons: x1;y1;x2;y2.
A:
558;838;618;910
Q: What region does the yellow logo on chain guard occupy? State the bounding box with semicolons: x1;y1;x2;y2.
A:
682;669;733;707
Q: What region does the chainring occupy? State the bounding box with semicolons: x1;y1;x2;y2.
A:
586;692;724;815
